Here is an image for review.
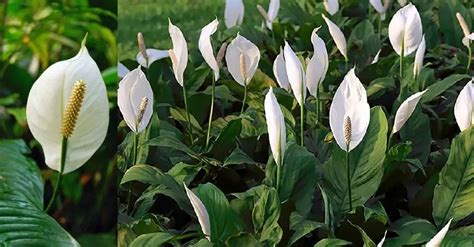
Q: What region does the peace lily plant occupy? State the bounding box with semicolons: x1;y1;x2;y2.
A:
136;32;169;68
224;0;244;29
322;14;348;64
454;80;473;132
456;12;473;72
26;35;109;212
256;0;280;30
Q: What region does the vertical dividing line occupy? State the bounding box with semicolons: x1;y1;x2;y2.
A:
45;137;68;212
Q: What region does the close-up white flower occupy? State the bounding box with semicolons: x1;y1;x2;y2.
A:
425;219;452;247
225;34;260;86
329;68;370;152
118;62;130;79
323;0;339;16
136;32;170;68
199;19;220;81
454;80;474;131
224;0;244;28
392;89;428;134
413;35;426;79
169;20;188;87
306;27;328;97
388;3;423;57
284;41;306;107
273;47;291;91
322;14;348;60
26;39;109;174
118;66;154;134
184;183;211;241
264;87;286;167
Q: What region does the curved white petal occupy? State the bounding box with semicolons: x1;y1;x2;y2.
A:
323;0;339;16
284;41;306;106
372;49;382;64
388;3;423;56
377;231;387;247
169;20;188;87
370;0;385;14
425;219;452;247
329;68;370;152
118;66;154;134
184;184;211;241
199;19;220;81
136;49;169;68
265;87;286;166
118;62;130;79
225;34;260;86
273;47;291;91
322;14;348;59
266;0;280;29
26;44;109;174
413;35;426;78
306;27;329;97
225;0;244;28
454;80;474;131
392;89;428;134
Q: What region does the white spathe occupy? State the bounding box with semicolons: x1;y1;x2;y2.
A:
372;49;382;64
265;87;286;166
136;49;169;68
370;0;385;14
199;19;220;81
184;184;211;241
329;68;371;152
454;80;474;131
322;14;348;60
118;62;130;79
26;42;109;174
425;219;452;247
169;20;188;87
225;0;244;28
118;66;154;134
323;0;339;16
225;34;260;86
306;27;329;97
263;0;280;30
284;41;306;106
273;47;291;91
377;231;387;247
392;90;428;134
388;3;423;57
413;35;426;78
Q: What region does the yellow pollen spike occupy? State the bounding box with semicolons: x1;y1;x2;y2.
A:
61;80;86;138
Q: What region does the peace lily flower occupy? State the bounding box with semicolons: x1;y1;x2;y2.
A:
454;80;474;131
377;231;387;247
388;3;422;56
273;47;291;91
372;49;382;64
225;0;244;29
425;219;452;247
413;35;426;79
184;183;211;241
136;32;169;68
323;0;339;16
225;34;260;114
392;89;428;134
118;62;130;79
199;19;220;81
456;13;473;72
256;0;280;30
370;0;386;14
322;14;348;61
265;87;286;189
118;67;154;134
306;27;329;97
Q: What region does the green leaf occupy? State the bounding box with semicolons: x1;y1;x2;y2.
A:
349;222;376;247
433;128;474;227
314;238;351;247
288;213;325;245
322;107;388;223
170;107;203;131
421;74;470;103
252;186;282;245
363;202;389;225
129;232;174;247
367;77;396;99
210;118;242;161
399;108;431;166
224;147;259;166
146;133;198;157
0;139;80;246
226;233;261;246
196;183;243;245
384;216;437;247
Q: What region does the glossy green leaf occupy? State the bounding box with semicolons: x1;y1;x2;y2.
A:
421;74;470;103
130;232;174;247
252;186;282;245
314;238;351;247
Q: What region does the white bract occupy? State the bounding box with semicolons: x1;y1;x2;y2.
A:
184;184;211;241
169;20;188;87
225;0;244;28
118;62;130;79
136;49;169;68
257;0;280;30
322;14;348;60
225;34;260;86
454;80;474;131
425;219;452;247
370;0;385;14
26;40;109;174
118;66;154;134
273;47;291;91
456;13;473;47
388;3;423;56
323;0;339;16
372;49;381;64
284;41;306;106
377;231;387;247
265;87;286;166
199;19;220;80
329;68;370;152
306;27;329;97
392;90;428;134
413;35;426;79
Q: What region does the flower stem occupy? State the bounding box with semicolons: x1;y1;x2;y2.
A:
240;81;248;115
300;100;304;146
127;132;139;215
315;90;320;127
467;43;472;74
182;86;194;145
276;147;281;191
346;149;352;211
45;137;68;212
400;39;405;79
206;76;216;148
378;14;382;34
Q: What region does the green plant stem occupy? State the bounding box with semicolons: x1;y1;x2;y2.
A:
378;14;382;34
182;86;194;145
276;148;281;191
467;43;472;74
171;232;203;241
344;57;349;71
400;39;405;79
127;133;139;215
346;149;352;211
300;100;304;146
387;131;394;149
315;90;320;127
240;81;248;115
45;137;67;212
206;76;216;148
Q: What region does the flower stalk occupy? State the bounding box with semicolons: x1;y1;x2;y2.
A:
206;75;216;148
343;116;352;211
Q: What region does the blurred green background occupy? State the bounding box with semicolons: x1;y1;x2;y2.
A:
0;0;117;245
